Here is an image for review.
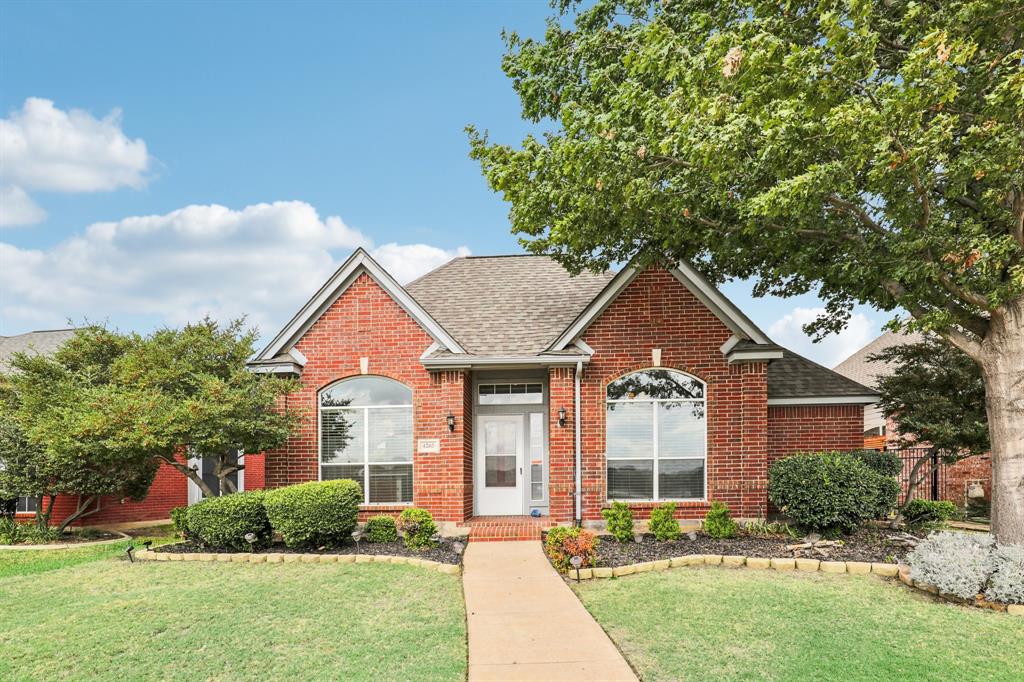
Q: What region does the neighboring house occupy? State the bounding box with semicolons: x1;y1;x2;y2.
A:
1;329;265;526
833;331;992;505
248;249;877;526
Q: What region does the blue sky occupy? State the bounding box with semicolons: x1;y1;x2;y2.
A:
0;1;885;366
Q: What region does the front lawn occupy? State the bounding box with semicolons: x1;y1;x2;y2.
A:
0;525;177;579
575;568;1024;681
0;559;466;680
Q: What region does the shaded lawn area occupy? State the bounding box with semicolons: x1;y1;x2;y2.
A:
575;567;1024;681
0;560;466;681
0;525;177;579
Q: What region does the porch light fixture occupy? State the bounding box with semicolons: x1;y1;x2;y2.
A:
447;413;456;432
558;407;567;428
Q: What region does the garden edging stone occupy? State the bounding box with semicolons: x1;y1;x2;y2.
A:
136;549;462;575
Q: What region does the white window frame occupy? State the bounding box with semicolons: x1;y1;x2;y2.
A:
605;369;708;502
16;496;37;515
318;379;414;506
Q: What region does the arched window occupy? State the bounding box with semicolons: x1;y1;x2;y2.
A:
319;376;413;504
606;369;706;501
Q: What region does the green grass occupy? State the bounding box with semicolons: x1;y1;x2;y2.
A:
0;559;466;681
0;525;178;579
574;567;1024;681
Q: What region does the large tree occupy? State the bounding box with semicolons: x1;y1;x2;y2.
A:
104;318;299;498
469;0;1024;543
872;335;989;511
4;328;158;531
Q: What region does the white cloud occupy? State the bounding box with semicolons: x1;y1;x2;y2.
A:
769;307;875;367
0;200;469;337
0;185;46;227
0;97;152;227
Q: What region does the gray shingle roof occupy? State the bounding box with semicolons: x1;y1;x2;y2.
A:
406;256;614;355
768;350;878;400
0;329;76;373
832;329;925;389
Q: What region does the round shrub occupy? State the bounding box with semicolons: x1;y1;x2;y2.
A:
985;543;1024;605
849;449;902;477
903;499;959;529
649;502;681;541
545;526;599;571
364;515;398;543
185;491;272;551
703;501;738;539
263;479;361;549
601;501;634;542
768;452;893;533
397;507;438;549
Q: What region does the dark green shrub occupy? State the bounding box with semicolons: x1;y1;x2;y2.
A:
703;501;738;539
903;499;959;528
263;480;362;549
364;515;398;543
849;449;902;477
601;501;634;542
397;507;438;549
185;491;272;550
768;452;894;534
170;506;188;535
544;526;599;571
649;502;681;541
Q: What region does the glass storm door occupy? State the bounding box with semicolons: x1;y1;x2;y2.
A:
476;415;524;515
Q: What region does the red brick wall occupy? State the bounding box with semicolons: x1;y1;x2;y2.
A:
244;453;265;489
767;404;865;467
264;272;471;522
17;459;188;527
565;268;771;522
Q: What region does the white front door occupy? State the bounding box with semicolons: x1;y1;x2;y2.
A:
476;415;524;515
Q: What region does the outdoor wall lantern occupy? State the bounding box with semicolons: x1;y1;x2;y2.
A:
558;406;567;428
447;413;456;432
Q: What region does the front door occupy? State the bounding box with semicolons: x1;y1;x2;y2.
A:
476;415;524;515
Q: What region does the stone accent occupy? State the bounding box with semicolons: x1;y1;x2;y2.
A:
652;559;671;571
703;554;724;565
593;567;613;578
796;558;820;572
134;550;461;574
746;557;771;570
819;561;847;573
846;561;871;575
871;563;899;577
722;555;746;567
770;558;795;570
1008;605;1024;617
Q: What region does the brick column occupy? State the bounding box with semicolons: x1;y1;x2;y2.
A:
548;366;576;523
414;370;471;523
739;361;768;518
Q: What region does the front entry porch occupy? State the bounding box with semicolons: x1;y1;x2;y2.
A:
463;515;555;542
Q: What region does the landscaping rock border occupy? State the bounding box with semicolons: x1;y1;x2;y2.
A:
0;531;130;552
562;553;1023;617
136;549;462;575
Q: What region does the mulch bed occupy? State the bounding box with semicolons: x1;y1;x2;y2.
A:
566;527;917;568
153;538;464;565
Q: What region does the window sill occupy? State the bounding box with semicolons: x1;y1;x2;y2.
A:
607;499;708;506
358;503;412;511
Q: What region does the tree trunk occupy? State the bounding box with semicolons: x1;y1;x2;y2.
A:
159;454;218;499
979;298;1024;546
57;495;99;533
35;494;52;531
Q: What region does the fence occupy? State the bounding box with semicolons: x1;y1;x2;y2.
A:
892;447;946;505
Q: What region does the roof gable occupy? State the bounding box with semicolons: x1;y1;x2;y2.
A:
548;260;772;351
254;248;464;362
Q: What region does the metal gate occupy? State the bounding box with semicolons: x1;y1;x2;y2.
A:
893;447;946;505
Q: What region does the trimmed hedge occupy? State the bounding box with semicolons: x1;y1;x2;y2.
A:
364;515;399;543
185;491;272;551
903;499;959;528
768;451;898;533
849;449;902;477
263;480;362;549
397;507;438;549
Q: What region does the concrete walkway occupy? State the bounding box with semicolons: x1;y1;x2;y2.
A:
463;541;638;681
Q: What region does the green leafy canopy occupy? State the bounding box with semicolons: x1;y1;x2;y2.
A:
469;0;1024;351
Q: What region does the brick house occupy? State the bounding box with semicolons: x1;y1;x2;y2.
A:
2;329;265;527
248;249;877;528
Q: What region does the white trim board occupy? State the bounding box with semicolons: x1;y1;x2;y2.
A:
767;396;879;406
254;248;465;362
548;259;772;351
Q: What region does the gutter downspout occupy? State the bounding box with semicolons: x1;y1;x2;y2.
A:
574;360;583;525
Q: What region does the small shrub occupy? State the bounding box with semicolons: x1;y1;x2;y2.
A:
703;501;738;539
263;479;362;549
769;452;894;533
649;502;681;541
364;515;398;543
985;544;1024;605
902;499;959;529
397;507;438;549
908;531;996;599
545;526;599;571
743;520;799;538
185;491;272;551
170;506;189;535
849;449;902;477
601;501;634;542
